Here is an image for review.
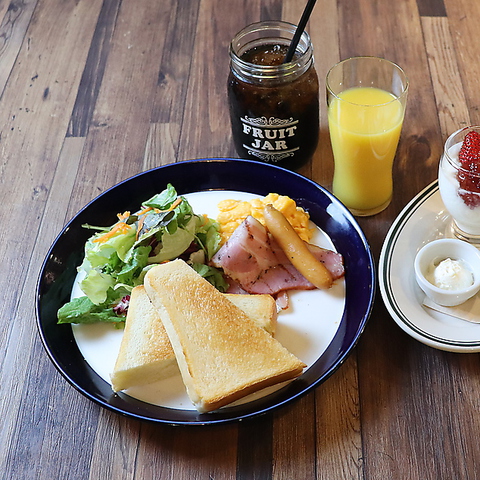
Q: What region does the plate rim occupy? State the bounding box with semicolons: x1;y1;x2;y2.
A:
36;158;375;425
379;180;480;352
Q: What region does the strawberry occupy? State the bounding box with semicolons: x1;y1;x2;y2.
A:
459;131;480;169
457;131;480;207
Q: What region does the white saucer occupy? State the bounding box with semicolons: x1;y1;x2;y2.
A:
379;180;480;352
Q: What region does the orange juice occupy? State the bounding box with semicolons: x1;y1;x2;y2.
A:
328;86;405;214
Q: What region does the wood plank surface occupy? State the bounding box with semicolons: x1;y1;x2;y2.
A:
1;0;480;478
0;0;104;475
445;0;480;126
421;16;470;138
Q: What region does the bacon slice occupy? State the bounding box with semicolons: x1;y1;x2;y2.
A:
307;243;345;280
211;216;344;295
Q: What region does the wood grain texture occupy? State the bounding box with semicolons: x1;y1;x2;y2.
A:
417;0;447;17
315;355;362;480
1;0;480;478
63;0;174;220
0;0;39;96
67;0;123;138
444;0;480;126
143;122;180;168
421;16;470;138
237;415;273;479
87;412;141;480
171;425;238;480
0;0;104;475
272;393;316;480
308;0;339;191
176;0;237;160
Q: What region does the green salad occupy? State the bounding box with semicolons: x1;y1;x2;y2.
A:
57;184;227;325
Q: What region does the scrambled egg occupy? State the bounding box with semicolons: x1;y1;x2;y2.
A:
217;193;313;243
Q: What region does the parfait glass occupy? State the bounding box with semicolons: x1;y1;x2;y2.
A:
438;125;480;244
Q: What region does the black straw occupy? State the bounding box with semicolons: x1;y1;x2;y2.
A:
283;0;318;63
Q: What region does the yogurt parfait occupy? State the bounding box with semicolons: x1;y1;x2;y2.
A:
438;126;480;243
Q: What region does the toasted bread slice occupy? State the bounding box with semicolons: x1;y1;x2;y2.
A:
144;259;305;413
110;285;177;392
110;287;278;392
226;293;277;335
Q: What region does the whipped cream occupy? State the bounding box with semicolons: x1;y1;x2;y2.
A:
426;257;474;290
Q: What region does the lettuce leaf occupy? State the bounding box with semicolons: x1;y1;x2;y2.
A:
194;216;222;260
117;245;152;285
85;224;136;265
58;184;224;324
58;287;130;324
147;215;196;264
80;268;116;305
191;263;229;292
142;184;178;209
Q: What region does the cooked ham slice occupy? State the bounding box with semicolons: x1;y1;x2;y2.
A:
307;243;345;280
211;216;344;295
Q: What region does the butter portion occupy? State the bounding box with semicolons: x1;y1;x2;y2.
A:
426;257;474;290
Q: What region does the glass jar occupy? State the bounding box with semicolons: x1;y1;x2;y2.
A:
228;21;319;170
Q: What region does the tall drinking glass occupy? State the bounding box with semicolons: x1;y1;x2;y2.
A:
326;56;409;216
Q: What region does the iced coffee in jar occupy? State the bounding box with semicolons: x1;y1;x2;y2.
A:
228;21;319;170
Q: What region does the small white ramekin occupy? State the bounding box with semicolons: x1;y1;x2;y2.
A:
414;238;480;307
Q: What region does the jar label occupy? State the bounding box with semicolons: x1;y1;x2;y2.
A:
240;115;299;162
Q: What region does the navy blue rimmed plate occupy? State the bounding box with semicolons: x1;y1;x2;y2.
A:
36;158;374;426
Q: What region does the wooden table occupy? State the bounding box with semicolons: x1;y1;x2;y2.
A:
2;0;479;478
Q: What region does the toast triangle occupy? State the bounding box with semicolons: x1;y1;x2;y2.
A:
144;259;305;413
110;286;278;392
110;285;178;392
